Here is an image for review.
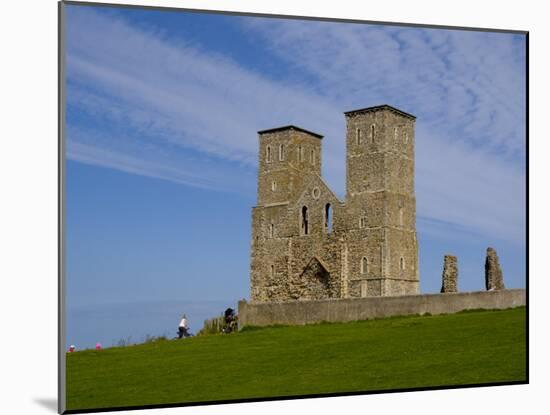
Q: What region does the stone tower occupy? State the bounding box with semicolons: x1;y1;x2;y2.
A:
249;105;419;303
343;105;419;297
250;125;338;302
255;125;323;207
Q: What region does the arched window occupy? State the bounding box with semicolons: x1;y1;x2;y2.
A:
325;203;333;233
356;128;362;145
371;124;375;143
361;257;369;274
400;257;405;270
279;144;285;161
271;181;277;192
266;145;272;162
301;206;309;235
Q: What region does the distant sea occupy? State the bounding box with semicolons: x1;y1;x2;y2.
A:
66;299;237;350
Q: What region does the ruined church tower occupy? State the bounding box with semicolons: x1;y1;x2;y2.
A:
344;105;419;297
250;105;419;303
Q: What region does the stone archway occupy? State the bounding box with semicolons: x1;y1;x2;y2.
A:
298;257;333;300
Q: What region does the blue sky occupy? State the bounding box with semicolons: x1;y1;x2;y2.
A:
65;4;526;349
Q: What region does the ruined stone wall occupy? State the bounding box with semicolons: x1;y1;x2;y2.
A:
250;106;420;303
287;235;342;300
239;289;526;328
485;247;505;290
250;205;291;302
251;166;344;302
441;255;458;293
385;279;420;296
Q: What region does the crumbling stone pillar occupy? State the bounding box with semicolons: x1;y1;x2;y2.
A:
441;255;458;293
485;247;505;290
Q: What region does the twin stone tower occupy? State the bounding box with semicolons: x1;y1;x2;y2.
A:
250;105;419;303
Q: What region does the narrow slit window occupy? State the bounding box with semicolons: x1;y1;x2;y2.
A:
394;127;398;142
271;181;277;192
266;145;272;162
400;257;405;270
399;207;403;226
270;264;275;278
311;149;315;165
301;206;309;235
360;217;367;229
361;257;369;274
356;128;362;145
371;124;375;143
269;223;274;238
325;203;333;233
403;130;409;144
298;145;304;162
279;144;285;161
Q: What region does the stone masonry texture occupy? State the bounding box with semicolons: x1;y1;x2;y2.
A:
440;255;458;293
238;289;526;327
249;105;419;302
485;247;505;290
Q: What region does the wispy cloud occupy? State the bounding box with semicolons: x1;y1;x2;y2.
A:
66;8;342;166
245;19;526;160
65;7;525;245
416;126;525;244
67;138;247;193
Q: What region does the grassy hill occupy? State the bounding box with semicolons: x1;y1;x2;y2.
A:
66;307;526;412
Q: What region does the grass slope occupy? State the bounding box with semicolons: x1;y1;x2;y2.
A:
66;307;526;411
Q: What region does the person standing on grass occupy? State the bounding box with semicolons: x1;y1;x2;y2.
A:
178;314;190;338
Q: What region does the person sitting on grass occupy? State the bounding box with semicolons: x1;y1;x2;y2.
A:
178;314;190;338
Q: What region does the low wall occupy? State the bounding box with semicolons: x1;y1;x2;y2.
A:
238;289;526;328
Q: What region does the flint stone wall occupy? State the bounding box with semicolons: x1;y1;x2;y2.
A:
238;289;525;328
441;255;458;293
251;107;419;303
485;247;505;290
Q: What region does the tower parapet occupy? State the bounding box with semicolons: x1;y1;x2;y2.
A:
256;125;323;207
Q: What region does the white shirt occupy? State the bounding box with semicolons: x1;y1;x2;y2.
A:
179;318;188;328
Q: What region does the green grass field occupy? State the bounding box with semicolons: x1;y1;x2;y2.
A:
66;307;526;411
